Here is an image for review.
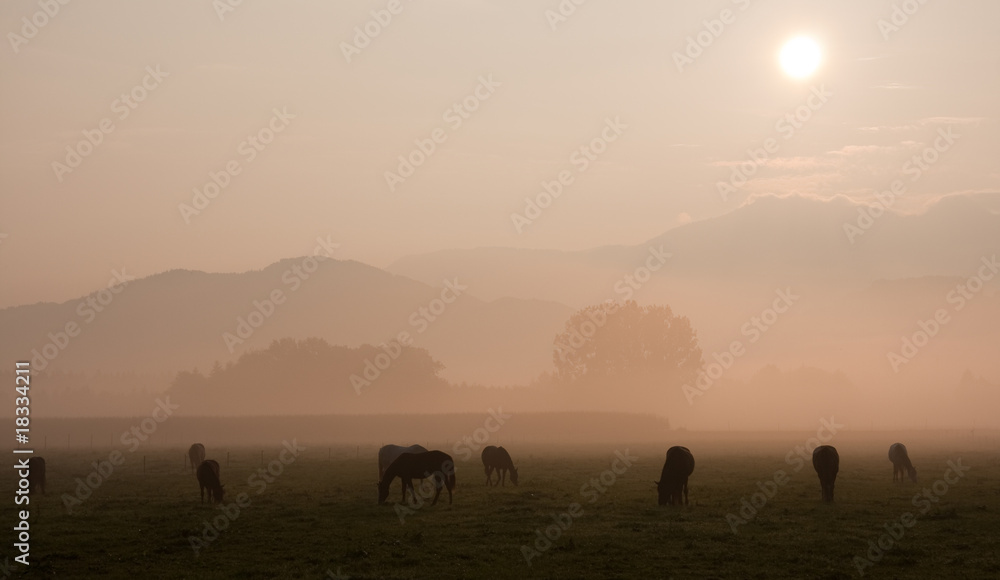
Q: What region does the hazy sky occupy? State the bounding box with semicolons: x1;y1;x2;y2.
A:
1;0;998;307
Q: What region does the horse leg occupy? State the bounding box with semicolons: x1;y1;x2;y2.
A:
431;479;442;506
684;480;689;505
501;468;506;487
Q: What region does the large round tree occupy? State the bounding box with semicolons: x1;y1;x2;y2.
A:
552;300;703;385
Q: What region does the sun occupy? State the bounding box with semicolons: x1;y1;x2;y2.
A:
779;37;822;79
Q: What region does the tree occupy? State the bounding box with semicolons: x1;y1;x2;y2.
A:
552;300;702;385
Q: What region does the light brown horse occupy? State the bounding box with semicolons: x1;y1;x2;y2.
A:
188;443;206;474
377;444;427;482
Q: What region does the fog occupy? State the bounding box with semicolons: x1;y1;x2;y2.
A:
2;0;998;435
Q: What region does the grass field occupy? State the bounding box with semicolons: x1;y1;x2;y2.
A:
3;435;999;579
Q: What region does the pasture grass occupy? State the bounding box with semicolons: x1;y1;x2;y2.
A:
2;439;999;579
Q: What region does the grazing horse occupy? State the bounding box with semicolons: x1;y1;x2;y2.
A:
27;457;46;495
812;445;840;502
888;443;917;483
656;446;695;506
377;444;428;482
378;450;455;506
196;459;225;504
481;445;519;486
188;443;206;474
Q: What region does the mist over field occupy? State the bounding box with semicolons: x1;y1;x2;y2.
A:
2;0;999;578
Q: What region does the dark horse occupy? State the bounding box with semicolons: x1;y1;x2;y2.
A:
888;442;917;483
378;450;456;506
188;443;206;474
656;446;694;506
481;445;519;486
197;459;225;503
27;457;46;495
812;445;840;502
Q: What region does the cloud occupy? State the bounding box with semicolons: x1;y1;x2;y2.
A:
762;156;838;171
827;144;902;156
872;82;919;90
858;125;918;133
918;116;985;126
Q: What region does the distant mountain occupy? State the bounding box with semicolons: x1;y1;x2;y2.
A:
0;258;573;385
387;193;1000;306
384;193;1000;387
4;193;996;393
